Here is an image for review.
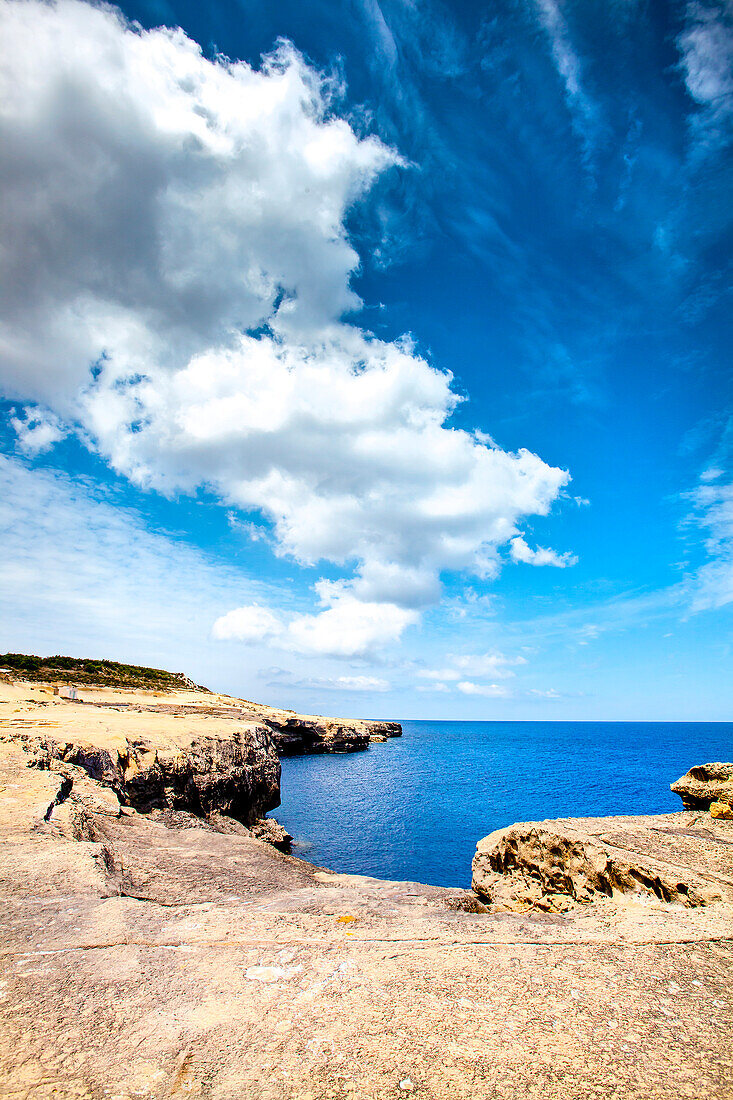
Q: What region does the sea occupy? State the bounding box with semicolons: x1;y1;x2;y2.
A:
274;720;733;888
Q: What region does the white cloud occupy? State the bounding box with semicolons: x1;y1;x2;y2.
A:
450;651;527;677
212;582;418;659
418;650;526;681
286;582;418;658
0;0;572;655
319;674;391;692
212;604;284;644
333;674;390;691
9;407;65;454
532;0;600;160
456;680;510;697
417;681;450;693
510;535;577;567
677;1;733;151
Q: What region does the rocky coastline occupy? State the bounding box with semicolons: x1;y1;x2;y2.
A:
0;674;731;1099
0;674;402;831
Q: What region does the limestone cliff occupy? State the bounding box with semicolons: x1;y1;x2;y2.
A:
0;675;401;827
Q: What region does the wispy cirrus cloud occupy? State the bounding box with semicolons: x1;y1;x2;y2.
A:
531;0;602;162
681;421;733;612
0;455;265;677
677;0;733;154
417;651;526;682
263;667;391;693
414;649;526;698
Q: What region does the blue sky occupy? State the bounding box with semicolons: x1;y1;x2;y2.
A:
0;0;731;719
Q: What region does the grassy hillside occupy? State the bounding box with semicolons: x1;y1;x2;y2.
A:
0;653;206;691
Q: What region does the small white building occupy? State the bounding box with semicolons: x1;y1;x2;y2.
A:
53;684;78;700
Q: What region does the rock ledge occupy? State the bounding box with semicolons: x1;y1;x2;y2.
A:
472;812;733;912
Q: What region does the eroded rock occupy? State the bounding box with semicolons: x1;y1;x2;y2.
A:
250;816;293;852
671;762;733;810
267;716;401;755
6;723;280;825
472;814;733;911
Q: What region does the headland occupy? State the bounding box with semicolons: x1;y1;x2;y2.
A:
0;664;731;1099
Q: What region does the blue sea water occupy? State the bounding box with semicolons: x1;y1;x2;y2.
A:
275;721;733;888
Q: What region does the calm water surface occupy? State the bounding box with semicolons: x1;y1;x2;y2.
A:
275;721;733;888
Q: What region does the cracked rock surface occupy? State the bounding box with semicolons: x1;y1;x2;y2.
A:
0;684;732;1099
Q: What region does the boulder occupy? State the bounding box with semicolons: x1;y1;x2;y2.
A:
250;817;293;852
472;813;733;912
671;762;733;810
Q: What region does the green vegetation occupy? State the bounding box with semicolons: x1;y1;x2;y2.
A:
0;653;206;690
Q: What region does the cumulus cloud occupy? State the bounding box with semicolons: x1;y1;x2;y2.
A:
9;407;65;454
510;535;577;567
212;582;418;659
212;604;284;645
0;0;572;653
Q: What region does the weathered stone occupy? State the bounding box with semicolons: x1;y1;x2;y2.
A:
118;729;280;822
1;700;281;826
472;814;733;911
250;816;293;852
671;762;733;810
710;799;733;819
266;716;401;755
3;680;733;1100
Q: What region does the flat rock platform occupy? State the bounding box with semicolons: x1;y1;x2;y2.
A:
0;692;731;1098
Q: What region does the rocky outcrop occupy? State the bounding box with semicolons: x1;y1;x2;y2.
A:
472;813;733;912
119;729;280;822
0;676;402;829
250;817;293;852
6;722;280;826
266;716;401;756
29;679;403;757
671;762;733;810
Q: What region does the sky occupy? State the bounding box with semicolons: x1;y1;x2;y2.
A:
0;0;731;720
